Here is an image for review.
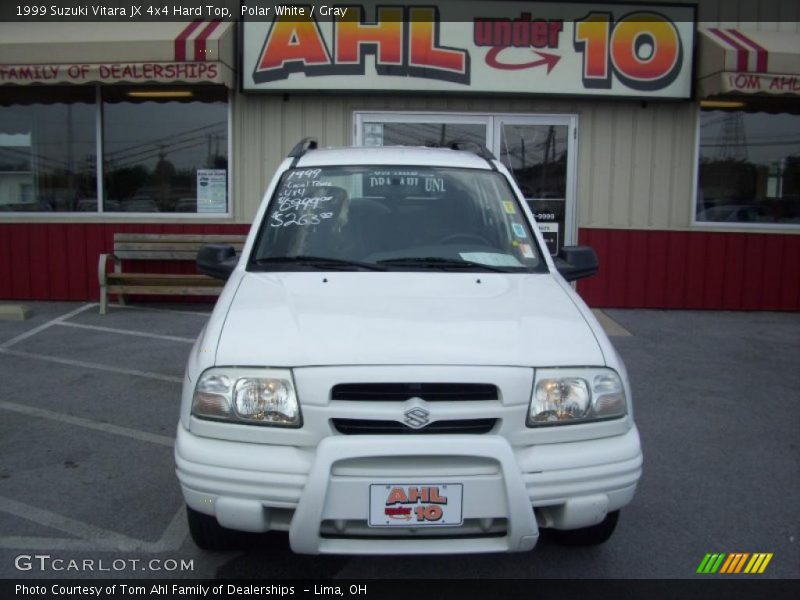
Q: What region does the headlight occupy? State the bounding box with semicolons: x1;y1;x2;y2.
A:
528;368;627;426
192;368;301;427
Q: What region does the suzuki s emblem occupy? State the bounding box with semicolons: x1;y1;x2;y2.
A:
403;400;430;429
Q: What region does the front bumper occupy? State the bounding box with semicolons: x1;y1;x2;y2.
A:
175;424;642;554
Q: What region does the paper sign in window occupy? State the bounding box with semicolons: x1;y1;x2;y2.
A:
197;169;227;214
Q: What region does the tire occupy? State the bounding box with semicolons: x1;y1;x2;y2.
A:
186;505;244;551
548;510;620;546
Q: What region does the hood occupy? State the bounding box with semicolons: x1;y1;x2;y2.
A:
214;272;605;367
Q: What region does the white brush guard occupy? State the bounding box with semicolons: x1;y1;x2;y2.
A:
288;435;539;554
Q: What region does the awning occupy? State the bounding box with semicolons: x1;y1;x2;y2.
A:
0;22;235;87
697;28;800;97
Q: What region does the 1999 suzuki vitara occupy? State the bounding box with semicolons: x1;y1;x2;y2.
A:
175;139;642;554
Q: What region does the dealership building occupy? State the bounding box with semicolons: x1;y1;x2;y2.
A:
1;0;798;310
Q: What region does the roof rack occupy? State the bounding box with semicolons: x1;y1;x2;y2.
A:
446;140;498;171
288;137;318;167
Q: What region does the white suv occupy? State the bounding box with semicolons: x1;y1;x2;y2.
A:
176;140;642;554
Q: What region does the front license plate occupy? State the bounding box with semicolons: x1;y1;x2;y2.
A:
368;483;463;527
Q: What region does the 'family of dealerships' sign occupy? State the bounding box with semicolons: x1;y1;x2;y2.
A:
241;1;696;98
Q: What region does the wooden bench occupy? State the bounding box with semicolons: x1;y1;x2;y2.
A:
98;233;246;314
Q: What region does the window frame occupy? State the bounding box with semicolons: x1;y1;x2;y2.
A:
0;84;233;220
691;104;800;231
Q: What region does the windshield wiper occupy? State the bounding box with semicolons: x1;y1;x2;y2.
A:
377;257;512;272
250;255;386;271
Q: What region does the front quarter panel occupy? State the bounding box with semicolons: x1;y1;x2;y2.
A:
553;275;635;422
179;271;245;429
180;159;291;427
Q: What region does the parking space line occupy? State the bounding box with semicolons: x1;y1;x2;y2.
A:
55;321;196;344
110;303;212;317
0;496;144;551
0;401;175;448
0;348;183;384
0;347;183;383
0;537;122;551
592;309;633;337
150;506;188;552
0;303;96;349
0;501;187;552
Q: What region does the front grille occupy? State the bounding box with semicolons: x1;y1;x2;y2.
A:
331;383;498;402
331;418;497;435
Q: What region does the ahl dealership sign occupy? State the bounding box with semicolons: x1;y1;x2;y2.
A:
241;1;695;98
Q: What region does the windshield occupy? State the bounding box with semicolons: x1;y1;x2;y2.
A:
249;165;547;272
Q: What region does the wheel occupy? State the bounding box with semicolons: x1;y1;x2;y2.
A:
186;505;244;551
439;233;493;246
548;510;620;546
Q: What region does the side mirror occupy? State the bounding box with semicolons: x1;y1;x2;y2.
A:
554;245;599;281
197;244;237;281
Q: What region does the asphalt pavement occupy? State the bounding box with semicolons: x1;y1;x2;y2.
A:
0;301;797;580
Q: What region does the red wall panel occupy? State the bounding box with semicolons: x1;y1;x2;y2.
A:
577;228;800;311
759;236;784;312
8;225;31;299
702;233;726;309
0;223;250;302
624;230;649;309
1;224;798;311
684;232;707;309
47;225;70;299
778;236;800;311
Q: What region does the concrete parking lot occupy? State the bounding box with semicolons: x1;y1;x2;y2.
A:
0;302;797;579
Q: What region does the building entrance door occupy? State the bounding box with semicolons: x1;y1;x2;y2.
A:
354;111;577;255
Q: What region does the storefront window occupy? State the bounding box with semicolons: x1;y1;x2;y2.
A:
0;85;228;215
696;107;800;225
0;87;96;212
102;86;228;214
